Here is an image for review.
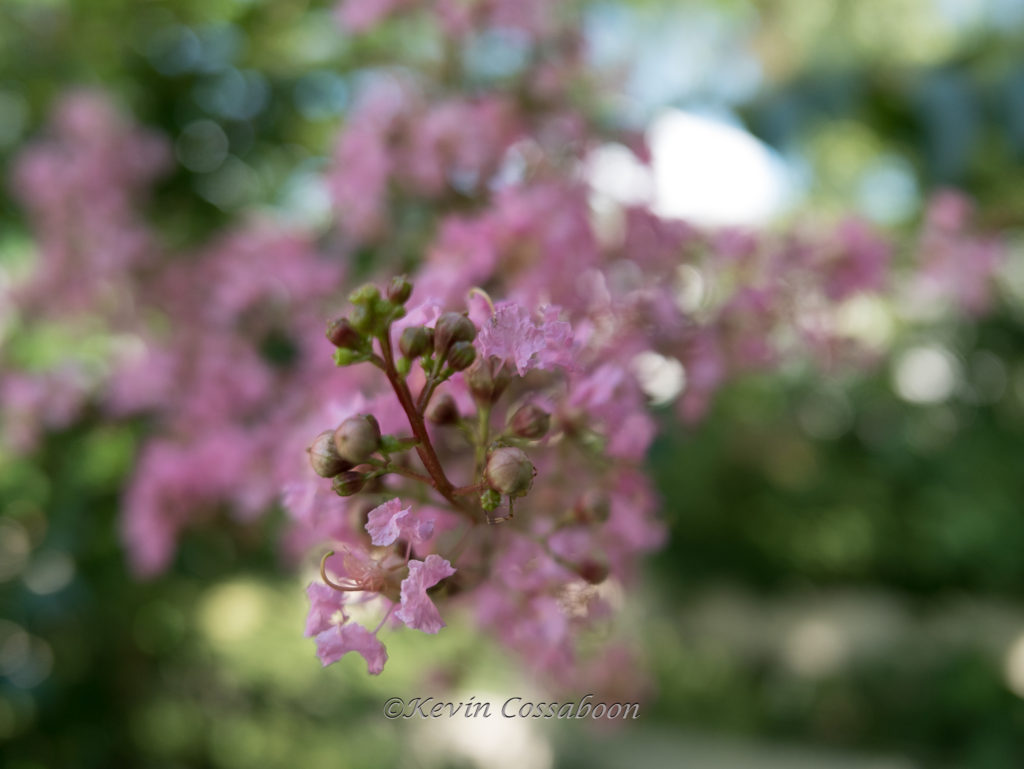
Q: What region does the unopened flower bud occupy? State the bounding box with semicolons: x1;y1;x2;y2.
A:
480;488;501;512
325;317;361;349
348;302;377;335
426;392;459;425
387;275;413;304
332;470;366;497
573;489;610;524
349;283;380;305
333;348;361;367
308;430;353;478
333;414;381;464
484;447;535;498
399;326;434;359
434;312;476;356
446;341;476;371
509;404;550;440
467;357;513;403
575;558;609;585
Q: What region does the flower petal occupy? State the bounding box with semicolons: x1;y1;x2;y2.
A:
365;498;434;546
304;582;347;638
394;554;456;634
475;301;575;376
314;623;388;674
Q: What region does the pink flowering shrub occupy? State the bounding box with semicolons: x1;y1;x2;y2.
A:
0;0;1005;692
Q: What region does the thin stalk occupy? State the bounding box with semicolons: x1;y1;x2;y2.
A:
379;327;476;521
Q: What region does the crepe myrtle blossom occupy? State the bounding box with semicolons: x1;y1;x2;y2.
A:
2;0;1006;694
475;302;576;377
296;277;665;679
303;501;454;670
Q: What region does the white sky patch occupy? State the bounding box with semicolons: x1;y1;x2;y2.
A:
648;109;795;226
278;168;332;228
892;345;961;404
586;143;655;206
632;351;686;405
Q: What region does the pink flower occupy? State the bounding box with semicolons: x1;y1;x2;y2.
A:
334;0;410;32
475;302;575;376
912;192;1002;315
818;219;891;301
395;555;456;634
304;582;348;637
365;498;434;546
314;623;389;674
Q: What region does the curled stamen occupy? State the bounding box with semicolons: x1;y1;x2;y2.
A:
468;286;496;317
320;550;363;592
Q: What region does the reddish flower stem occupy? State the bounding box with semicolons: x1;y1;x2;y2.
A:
416;376;442;412
379;328;474;519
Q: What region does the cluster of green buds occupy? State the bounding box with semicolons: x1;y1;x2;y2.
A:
313;277;556;525
326;277;413;366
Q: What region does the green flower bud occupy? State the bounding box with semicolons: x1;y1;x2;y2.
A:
426;392;459;425
387;275;413;304
349;283;381;305
480;488;502;512
434;312;476;356
349;302;376;335
399;326;434;359
307;430;353;478
333;348;362;367
484;447;535;498
331;470;366;497
446;340;477;371
509;404;550;440
325;317;362;350
333;414;382;464
373;295;401;323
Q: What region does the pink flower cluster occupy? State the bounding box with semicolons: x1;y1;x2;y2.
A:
335;0;555;38
0;0;1005;693
112;223;353;575
3;95;353;575
290;282;664;686
1;93;169;450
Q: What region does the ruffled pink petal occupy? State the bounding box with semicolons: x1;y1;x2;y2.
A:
304;582;347;638
475;301;575;376
395;555;456;634
314;623;388;674
365;498;435;546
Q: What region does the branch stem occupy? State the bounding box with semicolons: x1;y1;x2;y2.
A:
379;328;475;520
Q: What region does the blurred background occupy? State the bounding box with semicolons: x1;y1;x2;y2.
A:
2;0;1024;767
